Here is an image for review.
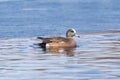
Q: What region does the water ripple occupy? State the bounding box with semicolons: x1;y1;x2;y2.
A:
0;31;120;80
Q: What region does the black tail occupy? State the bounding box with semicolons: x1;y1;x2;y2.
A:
37;37;44;39
38;43;46;48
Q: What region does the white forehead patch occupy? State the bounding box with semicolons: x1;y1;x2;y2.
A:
71;29;76;33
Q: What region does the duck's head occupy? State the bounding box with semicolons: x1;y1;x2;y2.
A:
66;29;80;38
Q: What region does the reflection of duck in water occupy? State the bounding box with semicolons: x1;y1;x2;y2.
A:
37;29;80;56
43;47;75;56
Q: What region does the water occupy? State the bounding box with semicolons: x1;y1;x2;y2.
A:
0;31;120;80
0;0;120;37
0;0;120;80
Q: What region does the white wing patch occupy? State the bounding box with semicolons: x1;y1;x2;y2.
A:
46;44;50;48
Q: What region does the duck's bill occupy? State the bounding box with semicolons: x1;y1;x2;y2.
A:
75;34;80;38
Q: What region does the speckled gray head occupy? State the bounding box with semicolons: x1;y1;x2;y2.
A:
66;28;80;38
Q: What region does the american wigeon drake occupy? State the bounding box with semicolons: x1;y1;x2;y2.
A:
37;29;80;48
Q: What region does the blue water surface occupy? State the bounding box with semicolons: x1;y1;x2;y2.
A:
0;1;120;80
0;0;120;38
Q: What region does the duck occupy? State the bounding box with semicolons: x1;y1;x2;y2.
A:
37;29;80;48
